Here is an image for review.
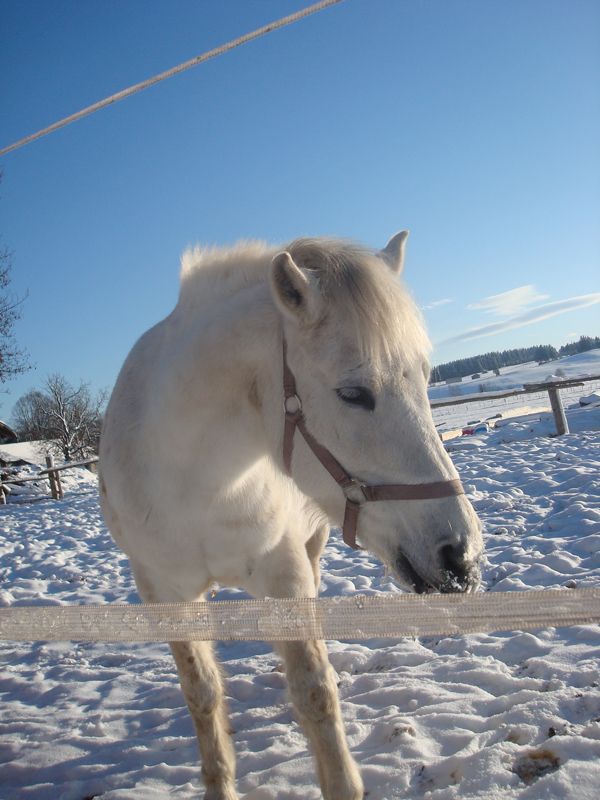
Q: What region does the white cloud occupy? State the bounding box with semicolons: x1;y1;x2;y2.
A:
421;298;454;311
438;293;600;346
467;285;549;316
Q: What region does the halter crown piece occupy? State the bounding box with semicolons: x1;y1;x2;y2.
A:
281;339;466;550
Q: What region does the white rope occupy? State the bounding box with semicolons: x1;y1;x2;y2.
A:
0;0;345;157
1;588;598;643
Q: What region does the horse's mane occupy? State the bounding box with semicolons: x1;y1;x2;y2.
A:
179;239;273;308
179;237;430;364
286;238;430;363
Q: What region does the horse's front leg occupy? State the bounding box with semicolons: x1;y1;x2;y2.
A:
170;640;238;800
247;539;364;800
305;523;329;592
130;561;238;800
277;638;363;800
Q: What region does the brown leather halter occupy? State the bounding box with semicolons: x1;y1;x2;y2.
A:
282;339;465;550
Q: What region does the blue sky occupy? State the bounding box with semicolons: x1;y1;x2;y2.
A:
1;0;599;417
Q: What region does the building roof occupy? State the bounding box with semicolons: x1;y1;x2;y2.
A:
0;441;51;466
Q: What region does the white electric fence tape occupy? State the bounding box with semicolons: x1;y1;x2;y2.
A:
1;588;598;643
0;0;344;157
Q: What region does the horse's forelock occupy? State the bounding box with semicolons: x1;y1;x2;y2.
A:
177;236;430;366
287;238;431;365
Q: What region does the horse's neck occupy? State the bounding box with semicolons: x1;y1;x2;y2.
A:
177;279;286;481
232;287;285;462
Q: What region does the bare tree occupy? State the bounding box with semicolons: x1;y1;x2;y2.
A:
0;172;30;385
13;375;106;461
10;389;46;440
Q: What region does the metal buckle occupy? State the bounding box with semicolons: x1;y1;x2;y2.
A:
341;478;367;504
284;394;302;416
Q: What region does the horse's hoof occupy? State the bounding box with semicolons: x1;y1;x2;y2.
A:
204;787;239;800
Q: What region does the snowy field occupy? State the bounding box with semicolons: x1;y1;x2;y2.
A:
1;358;600;799
429;349;600;435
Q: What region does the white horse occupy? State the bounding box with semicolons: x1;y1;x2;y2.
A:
100;231;483;800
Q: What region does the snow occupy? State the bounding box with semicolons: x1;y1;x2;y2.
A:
0;440;52;466
1;371;600;798
580;393;600;407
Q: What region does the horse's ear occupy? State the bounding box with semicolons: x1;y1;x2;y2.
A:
270;251;316;323
380;230;409;274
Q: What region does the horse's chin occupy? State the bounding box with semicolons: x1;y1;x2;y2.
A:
393;550;481;595
394;551;436;594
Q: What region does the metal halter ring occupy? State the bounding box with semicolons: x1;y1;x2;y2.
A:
341;479;368;505
284;394;302;416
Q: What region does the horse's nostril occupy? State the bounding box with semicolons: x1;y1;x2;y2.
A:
439;542;465;573
438;542;480;593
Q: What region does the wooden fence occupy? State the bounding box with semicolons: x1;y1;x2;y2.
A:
0;455;98;504
431;374;600;438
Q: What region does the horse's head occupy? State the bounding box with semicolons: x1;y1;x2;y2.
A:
270;232;483;594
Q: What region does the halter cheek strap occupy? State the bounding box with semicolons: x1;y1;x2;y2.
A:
282;339;465;550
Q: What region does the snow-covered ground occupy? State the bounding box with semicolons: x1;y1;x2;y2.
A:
1;366;600;798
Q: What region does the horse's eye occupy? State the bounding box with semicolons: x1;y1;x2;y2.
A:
336;387;375;411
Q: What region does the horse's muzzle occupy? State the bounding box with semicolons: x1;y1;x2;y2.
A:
395;543;481;595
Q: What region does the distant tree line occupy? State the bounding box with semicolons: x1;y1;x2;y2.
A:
557;335;600;358
431;335;600;383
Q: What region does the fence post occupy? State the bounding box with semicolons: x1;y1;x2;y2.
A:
547;386;569;435
46;455;57;499
55;466;64;499
45;455;63;500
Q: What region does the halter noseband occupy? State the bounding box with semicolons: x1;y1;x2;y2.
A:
282;339;465;550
